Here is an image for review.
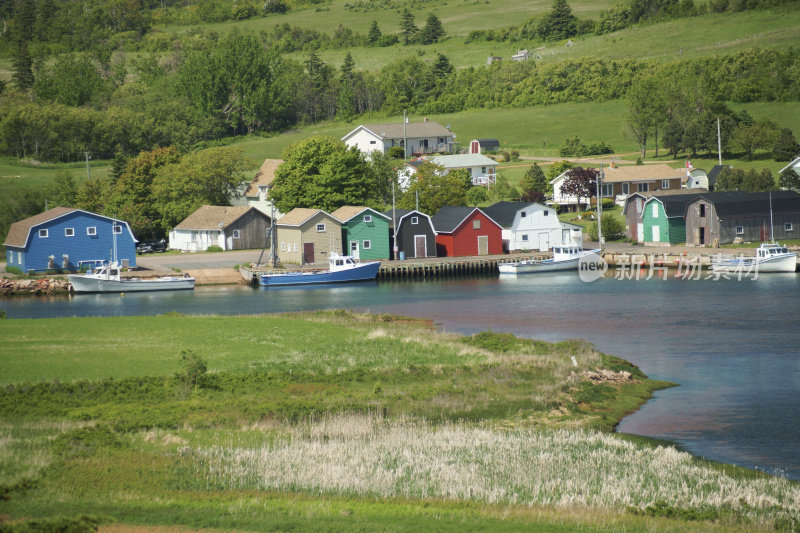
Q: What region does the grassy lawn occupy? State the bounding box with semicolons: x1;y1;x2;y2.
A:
2;312;799;532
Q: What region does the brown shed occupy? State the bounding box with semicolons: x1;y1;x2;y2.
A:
275;208;343;265
169;206;271;252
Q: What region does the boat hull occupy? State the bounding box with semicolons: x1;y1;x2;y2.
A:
710;254;797;273
499;249;602;275
259;261;381;286
69;275;195;293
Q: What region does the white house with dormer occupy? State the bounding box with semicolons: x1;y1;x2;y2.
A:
398;153;499;190
482;201;582;252
342;119;455;158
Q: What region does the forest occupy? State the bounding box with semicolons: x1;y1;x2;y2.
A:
1;0;799;242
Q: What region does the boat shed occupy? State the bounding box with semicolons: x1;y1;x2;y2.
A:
384;208;437;259
169;205;271;252
483;201;581;252
684;191;800;246
638;190;708;245
3;207;137;273
432;206;503;257
331;206;391;260
275;208;343;265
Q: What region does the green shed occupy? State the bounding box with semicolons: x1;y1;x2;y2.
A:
642;194;702;246
331;206;391;260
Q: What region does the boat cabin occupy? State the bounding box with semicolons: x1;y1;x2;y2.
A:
552;243;584;260
758;244;790;259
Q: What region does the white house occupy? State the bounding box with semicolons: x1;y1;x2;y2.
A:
482;201;583;252
169;206;271;252
342;119;455;158
242;158;284;219
399;154;499;189
780;157;800;175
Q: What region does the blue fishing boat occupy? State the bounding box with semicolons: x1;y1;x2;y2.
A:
259;253;381;286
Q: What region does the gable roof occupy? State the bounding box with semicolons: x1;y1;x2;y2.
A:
428;154;498;169
431;206;501;233
330;206;389;223
382;208;431;229
343;121;453;141
3;207;126;248
688;191;800;218
779;157;800;174
276;208;340;226
245;158;283;197
482;201;539;228
601;164;686;183
624;188;707;215
174;205;263;231
646;192;708;218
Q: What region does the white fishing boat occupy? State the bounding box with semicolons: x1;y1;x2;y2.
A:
499;243;602;274
259;253;381;286
69;261;195;293
710;243;797;273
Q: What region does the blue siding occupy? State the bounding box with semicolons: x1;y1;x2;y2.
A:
18;212;137;272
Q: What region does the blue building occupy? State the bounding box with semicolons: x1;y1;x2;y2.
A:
3;207;138;273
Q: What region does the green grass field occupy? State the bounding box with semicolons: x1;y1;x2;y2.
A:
3;312;798;532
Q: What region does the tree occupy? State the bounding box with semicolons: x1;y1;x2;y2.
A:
367;20;382;46
780;169;800;191
400;9;418;45
466;186;488;205
45;170;77;208
626;74;660;159
399;162;470;214
270;136;376;213
542;0;578;41
714;166;744;192
548;160;573;180
11;42;34;91
519;163;548;199
487;175;518;203
74;177;112;214
419;13;446;44
337;52;356;121
34;54;107;107
730;120;778;161
561;167;597;210
772;128;799;161
152;147;252;233
431;53;454;80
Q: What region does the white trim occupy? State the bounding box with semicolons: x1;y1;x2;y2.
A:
65;227;75;237
87;226;97;236
38;229;48;238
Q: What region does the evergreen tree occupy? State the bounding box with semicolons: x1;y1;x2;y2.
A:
543;0;578;41
367;20;382;46
431;53;453;79
12;42;34;91
111;146;129;183
338;52;356;121
400;9;418;45
780;169;800;191
519;163;549;198
419;13;446;44
772;128;800;161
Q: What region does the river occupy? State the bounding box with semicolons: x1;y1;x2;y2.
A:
2;272;799;480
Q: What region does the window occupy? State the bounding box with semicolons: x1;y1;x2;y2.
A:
316;223;326;232
602;183;614;197
699;204;706;217
232;229;240;239
113;224;122;234
736;226;744;235
369;140;376;145
65;228;75;237
543;210;549;217
473;219;481;229
293;243;299;252
38;229;48;238
411;216;419;225
18;251;22;264
785;223;793;232
521;211;526;217
621;183;630;195
87;226;97;236
652;203;659;217
635;198;644;214
637;183;649;193
481;167;487;174
280;241;286;251
662;180;670;189
521;234;528;241
363;240;371;249
363;215;372;223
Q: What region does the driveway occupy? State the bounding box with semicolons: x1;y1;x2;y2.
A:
135;250;271;273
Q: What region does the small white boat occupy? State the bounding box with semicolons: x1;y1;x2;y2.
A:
710;243;797;274
499;243;602;274
69;261;195;293
259;253;381;286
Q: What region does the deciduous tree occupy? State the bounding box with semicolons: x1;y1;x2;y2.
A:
398;163;470;214
561;167;597;210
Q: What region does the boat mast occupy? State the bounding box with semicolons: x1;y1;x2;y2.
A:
769;191;774;243
596;165;603;248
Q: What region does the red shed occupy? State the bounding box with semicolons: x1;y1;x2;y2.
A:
432;206;503;257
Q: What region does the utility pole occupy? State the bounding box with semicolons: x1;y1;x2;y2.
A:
403;110;408;159
84;151;91;180
597;165;604;247
392;181;398;260
717;117;722;166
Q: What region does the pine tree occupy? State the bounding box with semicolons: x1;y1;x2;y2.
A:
12;42;34;91
772;128;800;162
367;20;381;46
431;53;453;79
419;13;445;44
400;9;418;45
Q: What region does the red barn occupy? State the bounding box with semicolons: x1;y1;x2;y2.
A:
432;206;503;257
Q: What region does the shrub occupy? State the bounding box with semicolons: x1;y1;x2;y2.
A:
177;350;208;388
387;146;406;159
466;186;488;205
206;245;223;252
5;266;23;275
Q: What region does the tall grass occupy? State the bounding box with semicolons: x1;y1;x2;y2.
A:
181;414;800;529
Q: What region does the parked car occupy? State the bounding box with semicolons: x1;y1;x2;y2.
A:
136;243;154;254
136;239;166;254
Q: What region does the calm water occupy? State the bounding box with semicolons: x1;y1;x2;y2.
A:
3;273;799;479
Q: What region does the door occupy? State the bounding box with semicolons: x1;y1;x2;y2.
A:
414;235;427;258
538;232;549;252
652;226;660;242
303;243;315;264
350;241;359;259
477;235;489;256
636;223;644;243
699;227;705;245
562;229;571;243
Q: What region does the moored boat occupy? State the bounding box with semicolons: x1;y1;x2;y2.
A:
499;243;602;274
259;253;381;286
709;242;797;273
68;261;195;293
